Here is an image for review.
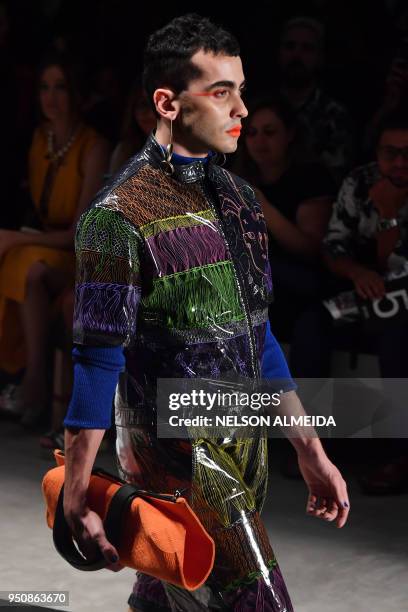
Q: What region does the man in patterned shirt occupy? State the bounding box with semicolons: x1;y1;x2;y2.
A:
324;110;408;308
321;110;408;494
288;113;408;376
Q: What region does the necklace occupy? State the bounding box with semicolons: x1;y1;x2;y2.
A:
46;125;78;162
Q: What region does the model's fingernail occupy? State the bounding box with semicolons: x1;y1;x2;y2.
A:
110;554;119;563
343;502;349;508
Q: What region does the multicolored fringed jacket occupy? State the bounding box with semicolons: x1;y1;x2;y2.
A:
73;132;294;611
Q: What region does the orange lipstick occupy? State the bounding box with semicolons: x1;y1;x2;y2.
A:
226;126;242;137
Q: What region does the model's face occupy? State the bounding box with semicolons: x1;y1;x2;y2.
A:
278;27;321;87
39;65;71;122
176;50;248;154
245;108;291;167
377;129;408;188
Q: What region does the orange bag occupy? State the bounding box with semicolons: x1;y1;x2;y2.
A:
42;449;215;590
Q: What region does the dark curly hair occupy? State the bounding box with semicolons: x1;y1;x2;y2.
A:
143;13;240;114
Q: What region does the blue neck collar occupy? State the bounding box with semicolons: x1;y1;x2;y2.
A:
160;145;212;166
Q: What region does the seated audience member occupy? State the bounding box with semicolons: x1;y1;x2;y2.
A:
319;110;408;494
323;110;408;355
109;85;156;175
288;112;408;379
233;96;335;376
364;38;408;157
0;53;109;428
278;17;353;184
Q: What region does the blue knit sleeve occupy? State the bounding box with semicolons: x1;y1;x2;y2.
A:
63;345;125;429
261;320;297;392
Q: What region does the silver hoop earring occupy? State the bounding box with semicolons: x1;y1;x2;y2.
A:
161;119;174;175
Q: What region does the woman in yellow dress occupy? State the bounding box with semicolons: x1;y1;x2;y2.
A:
0;54;109;427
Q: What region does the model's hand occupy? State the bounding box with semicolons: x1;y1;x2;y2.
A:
64;506;124;572
297;450;350;528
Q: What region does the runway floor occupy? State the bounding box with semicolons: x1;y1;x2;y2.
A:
0;421;407;611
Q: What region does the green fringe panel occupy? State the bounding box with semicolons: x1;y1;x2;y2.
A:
141;261;244;329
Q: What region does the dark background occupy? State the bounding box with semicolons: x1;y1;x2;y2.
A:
2;0;404;131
